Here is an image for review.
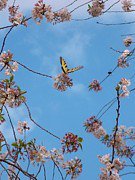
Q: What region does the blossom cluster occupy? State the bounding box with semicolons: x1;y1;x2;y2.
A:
0;51;18;76
17;121;30;134
114;126;135;157
28;145;50;163
0;135;82;179
87;0;104;17
118;78;131;97
98;154;124;180
62;157;82;179
5;136;82;179
121;0;133;12
0;0;7;11
102;129;134;158
26;142;82;178
117;49;130;68
50;148;64;164
89;79;102;92
84;116;106;139
8;5;27;26
53;73;73;91
61;132;83;153
32;0;71;24
118;125;135;140
123;36;133;47
0;80;26;108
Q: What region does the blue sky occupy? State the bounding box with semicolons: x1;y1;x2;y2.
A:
1;1;135;179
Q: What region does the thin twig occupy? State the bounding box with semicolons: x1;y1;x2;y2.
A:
4;105;17;142
35;164;42;178
43;164;47;180
0;26;14;54
111;90;120;163
70;0;92;13
97;20;135;26
1;160;36;180
52;163;55;180
97;99;117;120
96;97;117;118
24;102;60;140
52;158;64;180
120;172;135;176
11;60;53;79
0;65;6;72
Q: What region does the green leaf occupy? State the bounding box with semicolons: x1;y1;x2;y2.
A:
88;4;91;9
12;142;18;147
21;91;27;95
104;134;109;140
79;143;83;150
78;137;83;142
10;75;14;82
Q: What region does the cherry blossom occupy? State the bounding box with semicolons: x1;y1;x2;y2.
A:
62;157;82;179
88;0;104;17
98;154;124;180
0;51;18;76
89;79;102;92
61;132;83;153
0;80;26;107
117;78;131;97
53;73;73;91
121;0;132;12
84;116;106;139
123;36;133;47
0;0;7;11
17;121;30;134
32;0;71;24
9;6;27;26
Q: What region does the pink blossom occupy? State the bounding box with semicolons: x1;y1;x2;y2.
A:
0;0;7;11
17;121;30;134
117;57;129;68
118;78;131;97
122;0;132;12
88;0;104;17
0;81;26;107
84;116;102;133
98;154;110;165
89;79;102;92
120;78;131;86
98;155;123;180
62;157;82;179
50;148;64;163
113;158;124;171
12;62;18;72
32;0;71;24
84;116;106;139
8;6;27;26
28;144;50;163
32;0;52;24
61;132;82;153
122;49;130;58
123;36;133;47
0;51;18;75
53;8;71;24
53;73;73;91
93;126;106;139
